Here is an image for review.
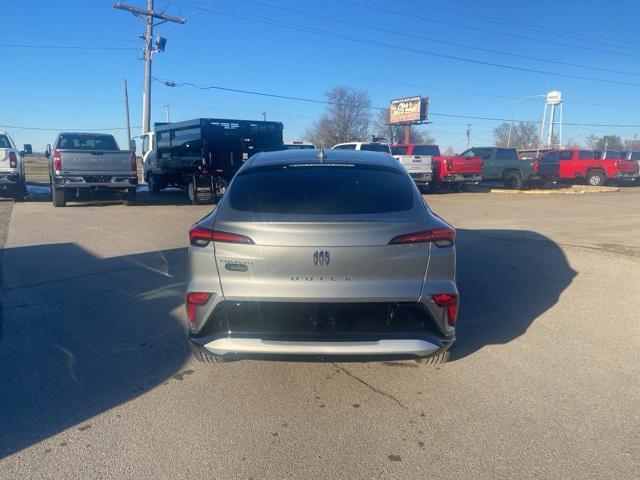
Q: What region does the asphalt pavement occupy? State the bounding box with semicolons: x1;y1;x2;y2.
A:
0;187;638;479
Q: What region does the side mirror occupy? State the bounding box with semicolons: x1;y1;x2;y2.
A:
22;144;33;155
45;144;52;158
129;139;136;152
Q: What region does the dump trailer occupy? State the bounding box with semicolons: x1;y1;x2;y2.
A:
141;118;284;204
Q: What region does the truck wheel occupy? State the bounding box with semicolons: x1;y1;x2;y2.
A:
587;171;606;186
52;187;66;207
123;189;137;206
147;174;161;194
12;183;26;202
504;172;523;190
450;183;464;193
418;184;430;194
188;181;197;204
416;349;451;365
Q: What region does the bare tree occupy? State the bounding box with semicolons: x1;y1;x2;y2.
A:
304;85;371;147
443;146;456;155
585;134;624;150
624;139;640;151
372;109;435;144
494;122;538;148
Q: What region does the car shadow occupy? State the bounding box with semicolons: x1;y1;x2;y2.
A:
0;243;190;458
451;229;577;360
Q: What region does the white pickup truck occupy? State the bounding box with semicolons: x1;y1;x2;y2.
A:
0;132;29;201
46;132;137;207
390;143;435;192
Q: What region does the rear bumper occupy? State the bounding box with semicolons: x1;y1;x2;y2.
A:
438;173;482;183
189;300;455;361
53;175;138;189
613;172;638;179
0;173;20;186
408;172;432;184
190;336;452;361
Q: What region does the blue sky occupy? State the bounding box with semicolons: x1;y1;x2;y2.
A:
2;0;640;151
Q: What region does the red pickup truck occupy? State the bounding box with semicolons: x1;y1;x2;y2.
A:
428;146;483;192
535;148;639;186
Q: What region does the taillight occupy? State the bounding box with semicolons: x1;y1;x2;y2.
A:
131;152;137;172
388;227;455;247
189;225;255;247
615;160;622;170
186;292;211;324
444;159;452;171
53;150;62;172
532;160;539;173
432;293;459;326
9;151;17;168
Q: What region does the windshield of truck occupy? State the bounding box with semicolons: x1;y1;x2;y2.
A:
412;145;440;156
360;143;390;153
230;165;414;215
57;134;119;151
0;135;12;148
390;146;407;155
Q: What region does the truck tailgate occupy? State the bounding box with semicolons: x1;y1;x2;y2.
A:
435;155;483;174
393;154;432;173
59;150;133;174
620;159;639;175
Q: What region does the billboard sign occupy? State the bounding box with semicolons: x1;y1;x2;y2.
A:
389;96;429;124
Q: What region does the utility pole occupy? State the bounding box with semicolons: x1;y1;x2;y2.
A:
261;112;267;121
403;125;411;144
466;124;471;149
124;79;132;151
164;104;170;122
114;1;186;134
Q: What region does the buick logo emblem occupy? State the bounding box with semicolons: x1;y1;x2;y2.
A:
313;250;330;266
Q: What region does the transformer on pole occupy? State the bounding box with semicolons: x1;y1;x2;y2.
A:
113;1;187;135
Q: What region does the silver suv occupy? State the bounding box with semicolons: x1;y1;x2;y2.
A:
187;149;458;364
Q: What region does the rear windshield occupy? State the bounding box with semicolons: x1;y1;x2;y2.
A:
0;135;11;149
391;146;408;155
57;134;119;151
229;165;415;215
496;148;518;160
630;152;640;160
360;143;390;153
283;144;315;150
412;145;440;156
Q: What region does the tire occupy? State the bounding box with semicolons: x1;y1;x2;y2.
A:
450;183;463;193
192;345;225;364
415;349;451;365
587;171;606;186
188;180;197;204
418;184;430;194
147;173;161;194
52;187;66;207
504;172;524;190
12;183;26;202
123;189;137;206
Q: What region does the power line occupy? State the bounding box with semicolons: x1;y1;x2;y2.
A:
334;0;640;60
0;43;138;50
238;0;640;78
174;2;640;87
398;0;640;51
154;77;640;128
0;125;141;132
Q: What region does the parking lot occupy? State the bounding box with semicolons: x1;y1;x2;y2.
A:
0;186;638;479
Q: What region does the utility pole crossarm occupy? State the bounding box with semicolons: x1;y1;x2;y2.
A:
113;2;187;24
114;1;187;135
